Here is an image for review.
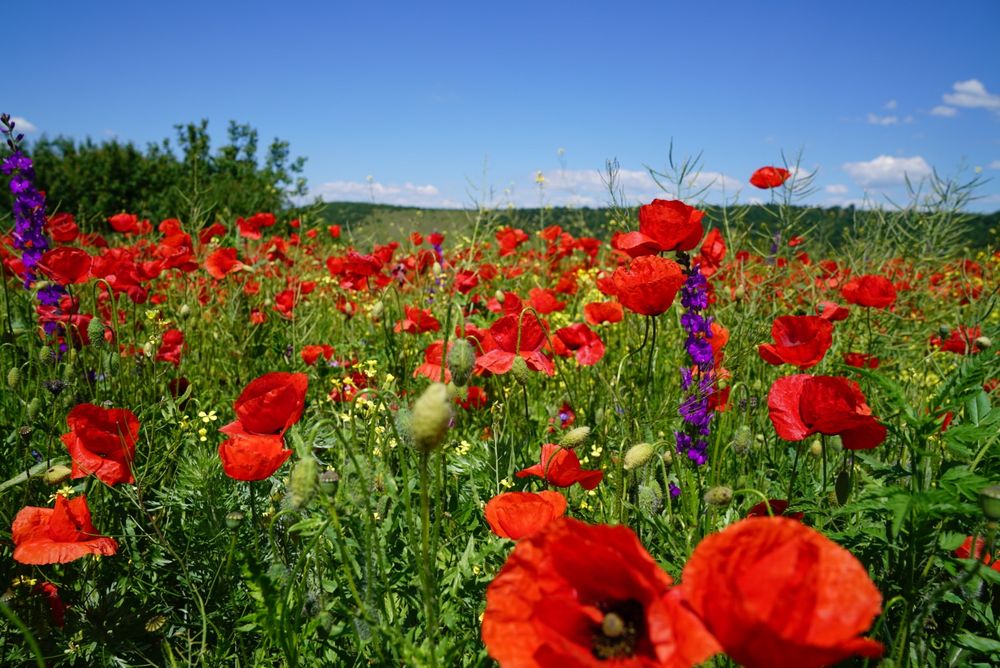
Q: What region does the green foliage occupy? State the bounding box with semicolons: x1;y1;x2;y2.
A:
13;120;307;228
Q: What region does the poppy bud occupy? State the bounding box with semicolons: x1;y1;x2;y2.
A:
938;325;951;338
43;465;72;485
494;289;505;302
27;397;41;419
178;303;191;318
731;425;753;454
980;484;1000;521
318;469;340;494
39;346;52;364
432;262;443;276
288;457;317;509
704;485;734;507
447;338;476;387
637;482;663;514
558;426;590;449
974;336;992;350
370;300;384;320
624;442;655;470
225;510;245;529
511;356;530;385
142;341;155;358
410;382;452;453
809;439;823;457
661;450;672;465
86;318;105;346
734;285;746;300
7;367;19;389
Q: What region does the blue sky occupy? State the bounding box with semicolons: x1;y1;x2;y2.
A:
7;1;1000;210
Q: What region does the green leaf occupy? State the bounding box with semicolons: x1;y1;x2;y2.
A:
956;631;1000;653
938;531;967;551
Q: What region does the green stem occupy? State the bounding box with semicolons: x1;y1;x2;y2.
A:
418;451;439;668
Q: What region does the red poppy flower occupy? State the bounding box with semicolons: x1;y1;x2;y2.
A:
843;352;880;369
528;287;567;314
516;443;603;490
47;212;79;243
231;372;308;436
613;200;705;258
301;344;335;366
237;212;277;240
394;305;441;334
930;325;982;355
768;375;886;450
217;426;294;482
482;517;720;667
476;313;554;376
953;536;1000;572
414;340;452;383
745;499;804;521
553;323;606;366
758;315;834;370
697;227;726;277
598;255;685;317
484;491;567;540
496;226;530;256
35;582;66;628
457;385;489;410
156;328;185;367
817;300;850;321
749;166;792;189
583;300;624;326
12;495;119;565
61;403;140;486
205;248;245;279
841;274;896;309
37;247;92;285
682;516;882;668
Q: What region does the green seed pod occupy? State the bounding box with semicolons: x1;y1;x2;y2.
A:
447;338;476;387
703;486;734;507
318;469;340;494
938;324;951;338
410;383;452;453
87;317;105;345
27;397;41;420
369;300;384;320
809;439;823;457
395;407;413;446
7;366;20;389
731;425;753;454
637;481;663;515
558;426;590;449
510;356;530;385
980;484;1000;521
178;303;191;318
624;442;656;471
43;465;72;485
288;457;318;509
225;511;245;529
39;346;52;364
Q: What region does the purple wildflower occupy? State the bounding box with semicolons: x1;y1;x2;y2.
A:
675;262;715;466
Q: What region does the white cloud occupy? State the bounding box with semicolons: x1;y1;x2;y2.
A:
942;79;1000;113
987;160;1000;170
884;99;897;110
9;116;37;133
309;180;462;208
931;105;958;117
867;113;898;126
842;155;932;187
824;184;849;195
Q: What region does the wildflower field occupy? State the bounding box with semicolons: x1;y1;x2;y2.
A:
1;112;999;667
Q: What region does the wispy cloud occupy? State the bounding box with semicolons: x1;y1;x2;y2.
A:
308;180;462;208
867;112;898;126
930;105;957;117
884;99;897;110
988;160;1000;170
533;167;743;207
10;116;37;133
824;184;849;195
942;79;1000;113
842;155;932;188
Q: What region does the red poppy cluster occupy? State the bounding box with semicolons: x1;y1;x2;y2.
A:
60;403;141;485
218;372;308;480
758;314;834;369
768;375;886;450
482;516;883;668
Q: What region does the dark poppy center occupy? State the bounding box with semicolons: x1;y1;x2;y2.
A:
591;598;644;660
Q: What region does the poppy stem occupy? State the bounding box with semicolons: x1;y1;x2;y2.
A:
418;451;439;668
646;316;657;390
821;435;828;493
786;442;802;501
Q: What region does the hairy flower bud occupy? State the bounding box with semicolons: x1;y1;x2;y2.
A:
624;442;656;471
7;367;20;389
558;426;591;449
980;484;1000;521
369;300;384;320
637;481;663;515
27;397;41;419
974;336;992;350
410;383;452;453
288;457;318;509
87;317;106;345
809;439;823;457
178;303;191;318
731;425;753;454
510;356;530;385
447;338;476;387
43;465;72;485
703;485;734;507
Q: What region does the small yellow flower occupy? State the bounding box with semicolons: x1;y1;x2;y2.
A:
198;428;208;442
500;477;514;489
198;410;217;423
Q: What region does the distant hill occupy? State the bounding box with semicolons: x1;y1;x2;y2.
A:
312;201;1000;252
